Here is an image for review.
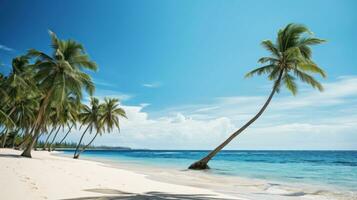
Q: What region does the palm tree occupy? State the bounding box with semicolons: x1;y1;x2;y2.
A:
21;31;97;158
1;56;38;148
47;126;61;151
75;97;126;158
51;96;79;150
0;71;14;126
189;23;327;170
73;97;103;158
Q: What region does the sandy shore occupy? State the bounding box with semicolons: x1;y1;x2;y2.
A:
0;149;239;200
0;149;353;200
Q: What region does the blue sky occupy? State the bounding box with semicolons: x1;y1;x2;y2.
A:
1;0;357;149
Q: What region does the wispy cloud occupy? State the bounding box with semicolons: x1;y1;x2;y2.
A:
60;76;357;150
93;78;117;87
142;82;162;88
0;44;14;52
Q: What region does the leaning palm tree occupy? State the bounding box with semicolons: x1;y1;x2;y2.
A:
1;56;38;148
189;23;327;169
52;96;79;150
75;97;126;158
73;97;103;158
42;112;59;150
21;31;97;158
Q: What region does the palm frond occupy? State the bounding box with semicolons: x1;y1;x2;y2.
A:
283;73;297;95
245;65;276;78
261;40;280;58
258;57;279;64
293;69;324;91
297;62;327;78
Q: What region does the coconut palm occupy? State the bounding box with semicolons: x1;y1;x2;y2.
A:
0;70;13;125
73;97;103;158
42;126;56;150
52;96;80;150
42;110;60;150
75;97;126;158
189;23;327;169
1;56;38;148
21;31;97;158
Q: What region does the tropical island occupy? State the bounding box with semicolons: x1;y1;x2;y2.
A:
1;1;356;200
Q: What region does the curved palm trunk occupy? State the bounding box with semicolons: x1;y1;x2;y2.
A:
42;126;56;150
1;129;9;148
48;126;62;151
17;127;32;149
73;125;91;159
53;124;74;150
75;131;99;159
34;132;43;150
189;71;283;170
21;89;54;158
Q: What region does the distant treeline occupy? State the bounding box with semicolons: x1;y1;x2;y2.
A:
35;140;131;150
35;141;81;149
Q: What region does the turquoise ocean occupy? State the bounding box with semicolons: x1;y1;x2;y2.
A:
61;150;357;192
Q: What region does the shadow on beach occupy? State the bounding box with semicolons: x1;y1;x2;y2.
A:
61;188;232;200
0;153;21;158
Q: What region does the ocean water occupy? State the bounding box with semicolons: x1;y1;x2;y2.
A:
61;150;357;192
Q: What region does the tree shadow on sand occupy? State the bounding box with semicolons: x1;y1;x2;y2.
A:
0;153;21;158
61;188;234;200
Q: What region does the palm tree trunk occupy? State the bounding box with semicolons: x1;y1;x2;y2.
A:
1;128;9;148
33;133;43;150
75;130;99;159
55;124;74;150
17;127;31;149
48;126;61;151
42;126;56;150
12;128;22;148
73;125;91;159
21;88;54;158
189;71;284;170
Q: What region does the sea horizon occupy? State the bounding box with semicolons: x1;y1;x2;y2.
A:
1;1;357;199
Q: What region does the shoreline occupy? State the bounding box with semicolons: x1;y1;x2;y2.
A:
56;151;355;200
0;149;238;200
1;149;355;200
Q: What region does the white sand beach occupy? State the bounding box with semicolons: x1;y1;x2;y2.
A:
0;149;352;200
0;149;239;200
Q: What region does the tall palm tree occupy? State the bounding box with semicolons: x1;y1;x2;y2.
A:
1;56;38;148
75;97;126;158
21;31;97;158
73;97;103;158
189;23;327;170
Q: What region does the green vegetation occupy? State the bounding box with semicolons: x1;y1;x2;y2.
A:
189;23;327;170
0;31;127;158
1;23;327;167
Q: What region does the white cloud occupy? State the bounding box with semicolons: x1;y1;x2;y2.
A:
93;78;116;87
142;82;161;88
57;76;357;150
0;44;14;52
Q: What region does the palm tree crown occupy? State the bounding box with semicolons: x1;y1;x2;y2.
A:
245;23;326;95
101;98;127;133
